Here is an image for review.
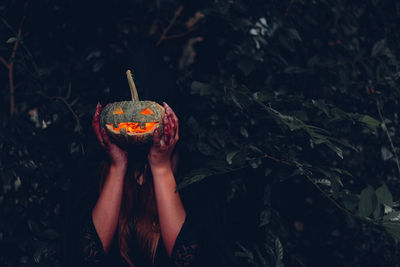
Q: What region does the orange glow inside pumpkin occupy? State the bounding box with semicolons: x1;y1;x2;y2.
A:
107;122;157;133
140;107;154;115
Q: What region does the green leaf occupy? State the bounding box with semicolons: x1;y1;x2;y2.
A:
359;115;380;131
6;37;17;44
372;39;386;57
230;94;243;110
381;147;393;161
384;211;400;222
14;176;21;191
259;209;271;227
342;191;359;212
383;222;400;240
358;186;377;217
330;176;341;199
287;28;302;41
240;127;249;138
27;220;41;236
177;173;209;190
373;203;383;219
326;143;343;159
226;151;239;165
376;184;393;207
275;238;284;264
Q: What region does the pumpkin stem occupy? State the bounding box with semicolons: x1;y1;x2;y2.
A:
126;69;139;101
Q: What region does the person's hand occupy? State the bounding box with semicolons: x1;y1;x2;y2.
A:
148;102;179;170
92;103;128;171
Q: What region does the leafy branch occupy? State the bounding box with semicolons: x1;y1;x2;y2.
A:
0;17;25;117
376;99;400;176
155;6;184;46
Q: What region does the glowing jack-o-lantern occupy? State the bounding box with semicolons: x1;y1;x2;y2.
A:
100;70;164;145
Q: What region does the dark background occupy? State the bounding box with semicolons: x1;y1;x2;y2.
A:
2;0;400;266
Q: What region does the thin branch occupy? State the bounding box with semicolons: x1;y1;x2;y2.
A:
163;25;199;41
0;57;9;69
51;96;82;135
305;175;354;217
262;153;292;166
156;5;184;46
8;17;25;117
1;17;25;117
377;99;400;176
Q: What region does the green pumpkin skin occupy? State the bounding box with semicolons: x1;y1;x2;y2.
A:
100;101;164;146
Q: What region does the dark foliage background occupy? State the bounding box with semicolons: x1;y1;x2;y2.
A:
2;0;400;266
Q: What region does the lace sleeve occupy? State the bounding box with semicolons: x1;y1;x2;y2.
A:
171;216;200;267
79;213;106;266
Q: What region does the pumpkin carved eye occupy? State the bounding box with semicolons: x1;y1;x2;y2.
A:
140;107;153;115
112;106;124;115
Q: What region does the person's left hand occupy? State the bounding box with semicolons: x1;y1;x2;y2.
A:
148;102;179;170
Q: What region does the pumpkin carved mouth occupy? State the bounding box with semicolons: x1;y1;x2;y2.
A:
106;122;158;134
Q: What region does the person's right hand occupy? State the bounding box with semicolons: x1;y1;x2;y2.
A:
92;103;128;171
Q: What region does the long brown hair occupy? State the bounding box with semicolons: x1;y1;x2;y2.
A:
98;150;161;266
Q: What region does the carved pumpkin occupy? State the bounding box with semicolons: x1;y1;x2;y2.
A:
100;70;164;145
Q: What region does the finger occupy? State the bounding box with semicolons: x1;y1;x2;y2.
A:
155;128;167;149
160;137;166;149
168;109;177;140
101;128;111;148
153;128;161;147
163;102;174;137
165;102;179;141
163;116;171;146
92;103;102;129
93;104;105;147
163;104;176;137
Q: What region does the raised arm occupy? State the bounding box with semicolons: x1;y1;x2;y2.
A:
148;102;186;257
91;103;128;253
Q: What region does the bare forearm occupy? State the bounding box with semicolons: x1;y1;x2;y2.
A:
151;165;186;257
92;165;125;253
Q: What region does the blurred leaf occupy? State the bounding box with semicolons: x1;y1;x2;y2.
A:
226;150;239;165
359;115;380;131
384;211;400;222
287;28;302;42
373;203;383;219
6;37;17;44
342;191;359;212
177;173;209;191
275;238;284;265
383;222;400;240
240;127;249;138
376;184;393;207
358;186;377;217
381;147;393;161
372;39;386;57
27;220;41;236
